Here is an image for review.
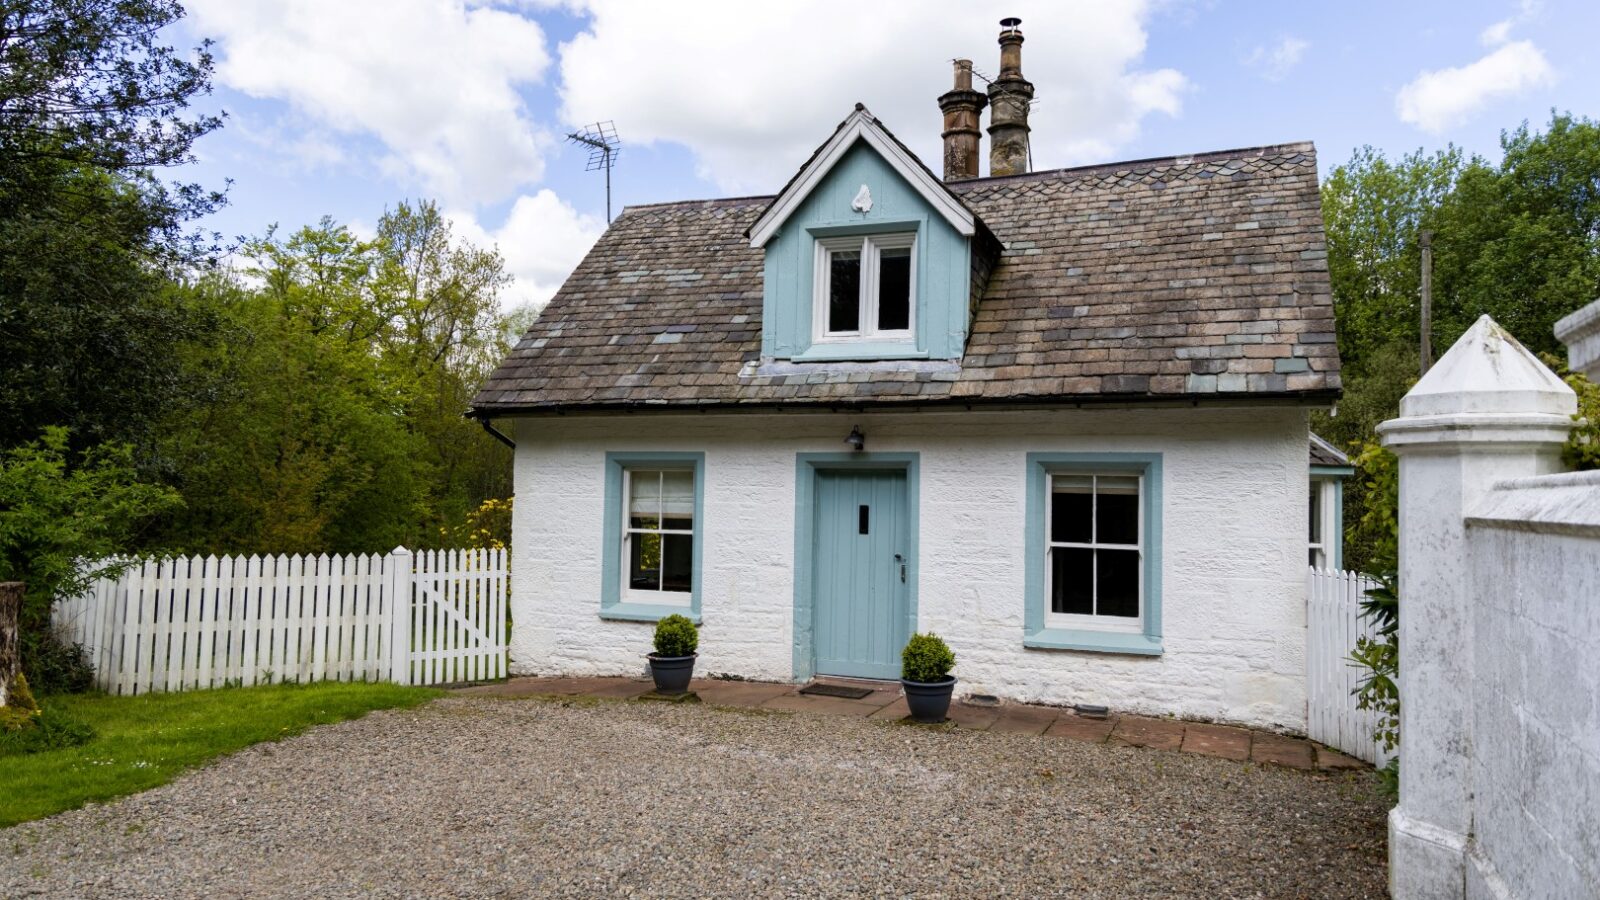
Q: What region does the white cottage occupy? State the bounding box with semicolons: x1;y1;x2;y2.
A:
473;23;1343;731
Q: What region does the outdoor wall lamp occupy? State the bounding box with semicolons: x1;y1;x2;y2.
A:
844;425;865;452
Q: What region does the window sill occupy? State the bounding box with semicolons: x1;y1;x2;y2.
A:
1024;628;1162;656
793;343;928;362
599;602;700;625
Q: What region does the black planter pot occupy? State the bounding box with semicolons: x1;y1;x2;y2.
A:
647;653;697;694
901;676;956;723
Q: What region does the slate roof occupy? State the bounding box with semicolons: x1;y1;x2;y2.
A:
1309;433;1353;468
473;142;1340;414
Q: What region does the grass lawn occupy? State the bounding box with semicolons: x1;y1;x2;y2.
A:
0;681;442;829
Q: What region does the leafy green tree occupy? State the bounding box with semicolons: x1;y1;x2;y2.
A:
155;203;514;556
1430;115;1600;356
1321;145;1461;367
1320;112;1600;574
0;427;180;687
0;0;225;452
369;201;513;532
154;268;430;555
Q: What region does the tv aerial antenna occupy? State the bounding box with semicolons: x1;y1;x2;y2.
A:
566;121;621;223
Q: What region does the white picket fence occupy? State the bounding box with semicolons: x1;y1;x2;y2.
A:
1306;566;1394;766
51;547;506;695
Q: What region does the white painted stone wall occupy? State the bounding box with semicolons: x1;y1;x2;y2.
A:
1553;298;1600;381
1463;472;1600;900
1381;315;1597;900
509;405;1311;731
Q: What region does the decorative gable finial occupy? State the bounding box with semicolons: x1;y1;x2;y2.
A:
851;184;873;213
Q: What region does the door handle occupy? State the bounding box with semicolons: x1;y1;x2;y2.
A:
894;553;906;583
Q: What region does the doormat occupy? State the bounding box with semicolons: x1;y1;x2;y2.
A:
798;683;874;700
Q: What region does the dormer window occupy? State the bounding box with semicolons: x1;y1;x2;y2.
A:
814;233;915;342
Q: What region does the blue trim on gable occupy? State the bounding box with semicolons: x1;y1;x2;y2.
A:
600;451;705;624
760;140;971;362
791;452;920;681
1023;452;1164;657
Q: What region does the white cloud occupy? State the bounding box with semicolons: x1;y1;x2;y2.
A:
1396;40;1554;133
1482;0;1541;46
449;190;606;310
555;1;1188;193
1480;20;1513;46
1244;36;1309;82
188;0;553;207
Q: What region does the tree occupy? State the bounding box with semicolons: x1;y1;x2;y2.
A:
0;427;180;689
1320;145;1461;367
154;204;515;556
0;0;225;453
154;266;431;555
0;0;219;179
1324;113;1600;377
1318;112;1600;574
369;201;513;531
1430;115;1600;357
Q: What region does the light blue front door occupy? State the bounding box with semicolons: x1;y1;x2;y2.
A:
812;470;911;679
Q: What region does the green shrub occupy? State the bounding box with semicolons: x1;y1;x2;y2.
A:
901;633;955;683
652;614;698;657
0;707;94;755
1;672;42;732
21;631;95;695
1539;352;1600;471
0;428;180;672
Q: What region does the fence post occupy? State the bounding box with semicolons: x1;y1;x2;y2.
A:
386;547;413;686
1376;315;1575;899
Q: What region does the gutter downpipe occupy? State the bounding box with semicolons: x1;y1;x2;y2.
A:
471;412;516;449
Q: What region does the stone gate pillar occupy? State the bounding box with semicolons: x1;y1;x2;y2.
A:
1376;315;1576;899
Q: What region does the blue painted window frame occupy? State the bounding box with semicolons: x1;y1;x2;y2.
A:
791;452;919;681
600;451;705;624
1024;452;1163;656
1309;466;1352;570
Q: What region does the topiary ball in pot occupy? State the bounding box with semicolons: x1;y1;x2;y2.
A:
900;632;956;723
647;614;699;694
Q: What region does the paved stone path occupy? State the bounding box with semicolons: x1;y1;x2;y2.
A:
457;675;1366;772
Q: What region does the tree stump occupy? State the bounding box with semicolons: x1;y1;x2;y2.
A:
0;582;21;708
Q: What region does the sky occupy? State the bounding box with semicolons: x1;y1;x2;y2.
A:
171;0;1600;311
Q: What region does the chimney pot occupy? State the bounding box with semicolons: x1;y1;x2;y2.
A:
937;58;986;181
986;17;1034;177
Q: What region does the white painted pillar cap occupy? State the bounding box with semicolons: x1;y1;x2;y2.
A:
1554;298;1600;381
1378;315;1576;452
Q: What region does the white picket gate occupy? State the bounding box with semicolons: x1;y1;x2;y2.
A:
51;547;506;695
1306;566;1393;765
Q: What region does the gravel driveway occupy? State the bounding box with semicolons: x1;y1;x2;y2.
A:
1;695;1389;898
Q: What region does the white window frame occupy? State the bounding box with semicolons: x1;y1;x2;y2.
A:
1308;477;1336;570
621;466;694;607
812;232;916;344
1044;471;1145;633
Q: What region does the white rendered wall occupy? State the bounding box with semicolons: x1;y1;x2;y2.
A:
508;406;1311;731
1465;474;1600;900
1379;315;1586;900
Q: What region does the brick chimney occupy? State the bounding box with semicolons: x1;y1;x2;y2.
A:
986;17;1034;177
938;59;987;181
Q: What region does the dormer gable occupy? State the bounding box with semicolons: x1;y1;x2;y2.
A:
753;105;984;362
749;105;976;248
